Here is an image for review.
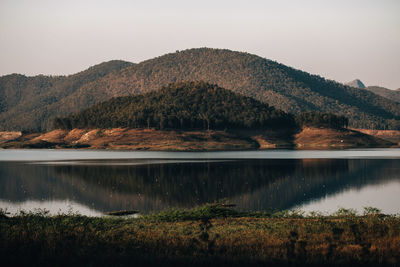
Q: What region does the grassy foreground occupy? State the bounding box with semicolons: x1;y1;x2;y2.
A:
1;205;400;266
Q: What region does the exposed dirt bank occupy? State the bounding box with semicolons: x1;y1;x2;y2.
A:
0;127;396;150
0;128;256;151
353;129;400;145
0;131;21;144
295;127;394;149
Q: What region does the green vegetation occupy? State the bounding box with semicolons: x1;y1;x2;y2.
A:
53;81;352;132
1;48;400;131
53;81;296;131
1;206;399;266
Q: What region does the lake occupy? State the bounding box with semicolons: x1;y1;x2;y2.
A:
1;149;400;216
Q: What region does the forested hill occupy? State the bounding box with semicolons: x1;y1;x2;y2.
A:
364;86;400;103
0;60;133;131
54;81;296;130
1;48;400;131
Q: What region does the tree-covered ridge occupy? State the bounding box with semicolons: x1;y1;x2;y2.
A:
54;81;296;130
295;112;348;129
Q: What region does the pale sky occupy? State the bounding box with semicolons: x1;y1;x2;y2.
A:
1;0;399;89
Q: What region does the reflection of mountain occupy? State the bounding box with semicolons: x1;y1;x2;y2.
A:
51;160;295;207
0;162;171;213
0;159;399;213
231;159;400;211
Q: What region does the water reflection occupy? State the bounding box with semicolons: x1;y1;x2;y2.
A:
0;159;399;215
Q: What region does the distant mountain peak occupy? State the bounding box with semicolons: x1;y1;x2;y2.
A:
345;79;366;89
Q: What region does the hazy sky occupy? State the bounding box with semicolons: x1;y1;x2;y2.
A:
1;0;399;89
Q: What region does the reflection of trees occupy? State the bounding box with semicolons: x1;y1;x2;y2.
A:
0;159;399;214
0;162;171;213
52;160;295;206
231;159;400;211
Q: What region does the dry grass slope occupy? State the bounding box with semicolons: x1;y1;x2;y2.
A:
294;127;394;148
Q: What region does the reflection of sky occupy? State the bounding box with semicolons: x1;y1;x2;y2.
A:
295;181;400;215
0;199;103;217
1;149;400;161
32;159;231;166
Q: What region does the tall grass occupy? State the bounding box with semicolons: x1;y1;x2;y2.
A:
1;205;399;266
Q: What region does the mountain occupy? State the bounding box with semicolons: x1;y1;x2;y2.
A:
0;60;133;131
1;48;400;131
345;79;366;89
54;81;296;131
365;86;400;103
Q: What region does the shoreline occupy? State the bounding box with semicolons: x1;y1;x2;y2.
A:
0;127;398;151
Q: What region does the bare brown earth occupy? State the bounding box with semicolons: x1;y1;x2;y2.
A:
353;129;400;145
0;127;396;150
0;128;256;151
0;131;21;144
295;127;394;149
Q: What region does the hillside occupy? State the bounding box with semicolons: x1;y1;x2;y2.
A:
365;86;400;103
5;81;389;150
1;48;400;130
0;60;133;130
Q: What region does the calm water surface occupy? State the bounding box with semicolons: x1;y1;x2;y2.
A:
0;149;399;216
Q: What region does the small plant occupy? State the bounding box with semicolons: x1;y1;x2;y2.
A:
17;208;51;217
333;207;357;217
363;206;382;216
0;208;10;219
